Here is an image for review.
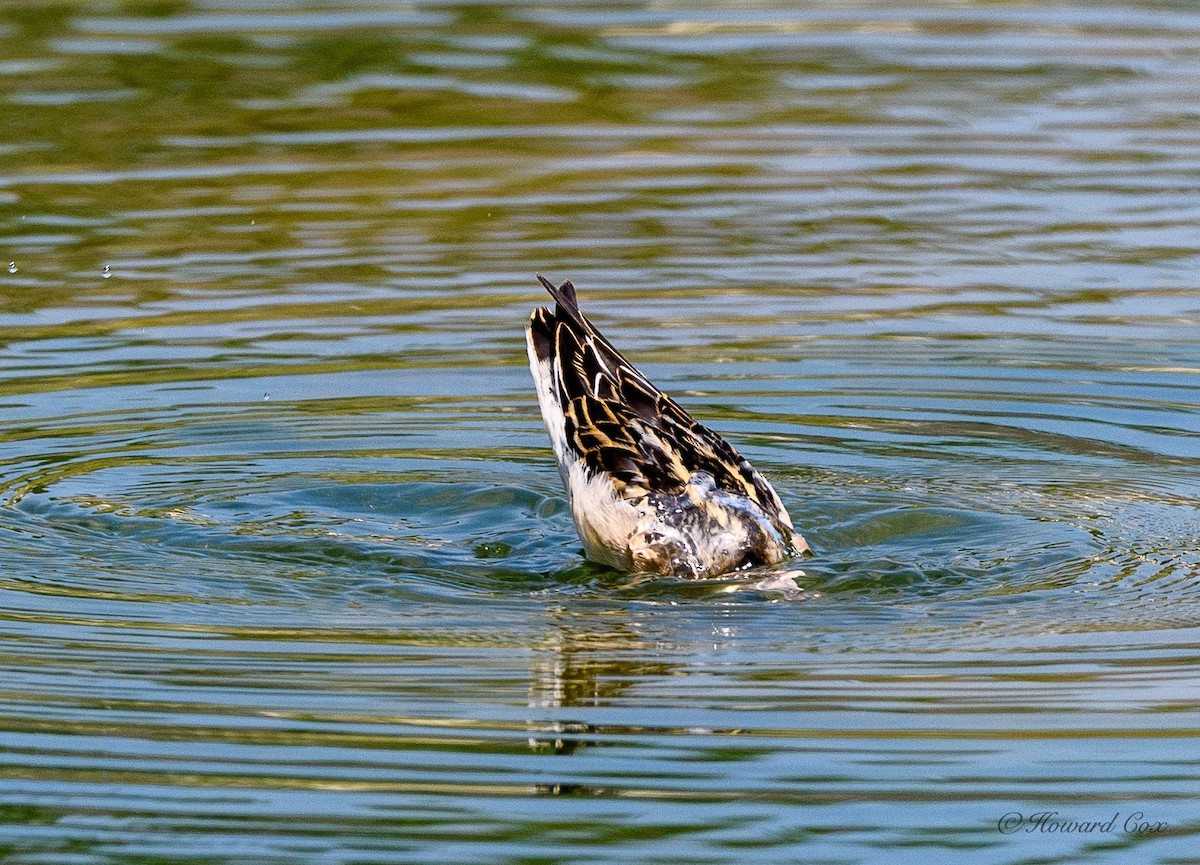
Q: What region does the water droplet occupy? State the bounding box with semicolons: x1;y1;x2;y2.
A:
101;265;112;279
6;261;16;274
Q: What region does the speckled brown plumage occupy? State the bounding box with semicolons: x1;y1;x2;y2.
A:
526;274;807;577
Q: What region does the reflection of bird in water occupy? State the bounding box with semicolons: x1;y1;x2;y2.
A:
526;274;808;579
525;611;674;762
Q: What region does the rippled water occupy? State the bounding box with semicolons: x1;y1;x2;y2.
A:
2;2;1199;863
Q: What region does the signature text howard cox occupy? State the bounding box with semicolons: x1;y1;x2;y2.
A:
998;811;1169;835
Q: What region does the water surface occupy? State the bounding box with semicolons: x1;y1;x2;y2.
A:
1;2;1199;863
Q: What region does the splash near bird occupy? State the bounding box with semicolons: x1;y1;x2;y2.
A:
526;274;808;578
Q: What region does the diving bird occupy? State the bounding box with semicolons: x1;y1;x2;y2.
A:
526;274;808;578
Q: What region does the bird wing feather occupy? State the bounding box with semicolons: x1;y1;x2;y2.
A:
527;276;792;531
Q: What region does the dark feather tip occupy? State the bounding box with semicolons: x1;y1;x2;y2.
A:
535;273;582;322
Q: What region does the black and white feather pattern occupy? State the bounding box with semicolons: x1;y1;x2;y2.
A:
526;274;807;578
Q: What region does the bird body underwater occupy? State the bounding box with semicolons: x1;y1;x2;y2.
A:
526;274;808;579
